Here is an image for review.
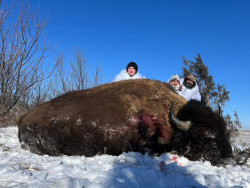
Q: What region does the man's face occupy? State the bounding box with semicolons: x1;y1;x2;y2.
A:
186;78;194;85
185;78;195;88
170;80;180;86
127;67;136;77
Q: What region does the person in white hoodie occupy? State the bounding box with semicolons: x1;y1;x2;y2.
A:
113;62;145;82
168;74;185;97
180;74;201;101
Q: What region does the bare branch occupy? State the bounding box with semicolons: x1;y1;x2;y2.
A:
0;0;54;116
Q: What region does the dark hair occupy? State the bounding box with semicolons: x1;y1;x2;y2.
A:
126;62;138;73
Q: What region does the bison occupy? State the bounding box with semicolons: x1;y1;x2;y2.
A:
18;79;232;165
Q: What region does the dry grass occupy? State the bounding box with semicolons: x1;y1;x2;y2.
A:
0;106;27;127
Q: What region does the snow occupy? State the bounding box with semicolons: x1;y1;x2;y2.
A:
231;131;250;152
0;126;249;188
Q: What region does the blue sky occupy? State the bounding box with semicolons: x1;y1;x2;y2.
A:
25;0;250;129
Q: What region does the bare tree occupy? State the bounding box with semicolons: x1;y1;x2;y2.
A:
55;48;104;94
0;1;103;126
0;0;55;118
70;49;89;90
91;61;104;88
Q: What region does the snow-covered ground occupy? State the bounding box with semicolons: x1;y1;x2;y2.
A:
0;126;249;188
231;130;250;152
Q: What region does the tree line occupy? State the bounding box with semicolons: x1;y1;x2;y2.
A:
0;0;103;126
0;0;241;135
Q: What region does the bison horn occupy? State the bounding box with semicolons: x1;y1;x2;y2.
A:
170;103;192;131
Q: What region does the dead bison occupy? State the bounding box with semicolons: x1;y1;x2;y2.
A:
18;79;232;165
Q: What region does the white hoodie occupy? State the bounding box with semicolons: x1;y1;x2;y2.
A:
167;74;185;97
113;70;145;82
180;78;201;101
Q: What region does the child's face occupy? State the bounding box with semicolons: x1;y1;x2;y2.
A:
127;67;136;77
171;80;180;86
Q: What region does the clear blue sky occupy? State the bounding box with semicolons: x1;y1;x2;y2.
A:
27;0;250;129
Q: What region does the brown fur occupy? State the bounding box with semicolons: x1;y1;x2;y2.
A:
18;79;232;165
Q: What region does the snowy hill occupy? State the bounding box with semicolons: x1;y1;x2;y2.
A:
0;126;249;188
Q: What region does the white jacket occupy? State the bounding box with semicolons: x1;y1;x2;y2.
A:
180;78;201;101
172;85;185;97
113;70;145;82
